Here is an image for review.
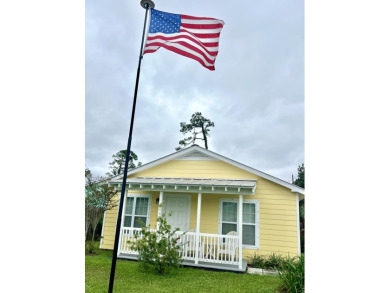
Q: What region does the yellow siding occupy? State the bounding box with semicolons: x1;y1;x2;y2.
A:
101;159;299;259
100;194;119;249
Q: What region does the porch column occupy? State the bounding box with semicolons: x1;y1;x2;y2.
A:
157;191;164;230
238;194;243;269
118;188;128;256
195;192;202;264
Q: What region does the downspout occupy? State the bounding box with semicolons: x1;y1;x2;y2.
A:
296;193;301;256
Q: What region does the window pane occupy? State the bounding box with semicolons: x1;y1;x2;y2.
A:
243;203;255;223
125;197;134;214
222;223;237;235
222;202;237;222
124;216;132;227
134;216;147;228
243;224;256;246
135;197;149;216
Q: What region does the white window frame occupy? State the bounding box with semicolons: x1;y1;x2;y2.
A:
218;198;260;249
122;193;152;228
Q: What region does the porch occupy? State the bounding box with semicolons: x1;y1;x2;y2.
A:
110;177;258;272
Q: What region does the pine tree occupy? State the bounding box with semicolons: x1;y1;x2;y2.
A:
106;150;142;177
176;112;215;151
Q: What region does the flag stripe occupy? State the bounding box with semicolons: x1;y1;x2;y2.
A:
179;27;222;34
181;18;224;25
143;46;160;53
181;14;223;22
180;30;221;40
149;31;221;44
146;40;216;63
145;42;215;70
146;34;219;54
180;23;224;30
145;41;215;66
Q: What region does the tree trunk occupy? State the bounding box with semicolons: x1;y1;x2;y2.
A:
85;221;90;241
91;225;97;252
201;124;208;149
118;162;122;175
90;208;104;252
85;208;91;241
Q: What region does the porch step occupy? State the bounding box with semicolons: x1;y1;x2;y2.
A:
182;259;247;273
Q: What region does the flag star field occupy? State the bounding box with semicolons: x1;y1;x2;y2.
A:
149;9;181;34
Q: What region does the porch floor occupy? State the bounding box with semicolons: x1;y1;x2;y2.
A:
118;253;247;273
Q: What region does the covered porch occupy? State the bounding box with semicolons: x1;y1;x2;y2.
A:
109;177;257;272
118;228;247;272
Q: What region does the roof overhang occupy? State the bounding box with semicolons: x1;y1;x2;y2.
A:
109;177;257;195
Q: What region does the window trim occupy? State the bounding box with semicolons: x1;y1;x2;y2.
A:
122;193;152;228
218;198;260;249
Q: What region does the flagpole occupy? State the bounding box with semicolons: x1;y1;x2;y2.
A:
107;1;155;292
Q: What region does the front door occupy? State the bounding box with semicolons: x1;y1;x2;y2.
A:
163;194;191;231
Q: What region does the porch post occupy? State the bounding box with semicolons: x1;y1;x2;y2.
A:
195;192;202;264
118;188;128;256
238;194;243;269
157;191;164;230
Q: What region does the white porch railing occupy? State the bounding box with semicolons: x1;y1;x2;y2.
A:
119;228;240;266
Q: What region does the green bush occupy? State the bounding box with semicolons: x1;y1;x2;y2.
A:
130;213;183;274
250;252;295;270
265;253;284;270
85;241;94;254
249;253;267;269
278;254;305;293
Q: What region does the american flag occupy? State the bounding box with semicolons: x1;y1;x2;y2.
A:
143;9;225;71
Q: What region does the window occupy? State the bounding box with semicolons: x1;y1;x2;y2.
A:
123;194;151;228
221;202;237;235
220;199;259;248
242;203;256;246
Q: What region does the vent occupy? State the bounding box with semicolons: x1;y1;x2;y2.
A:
175;150;217;161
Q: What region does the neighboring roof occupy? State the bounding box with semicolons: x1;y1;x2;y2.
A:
109;177;257;195
109;145;305;195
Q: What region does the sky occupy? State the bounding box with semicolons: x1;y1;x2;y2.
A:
85;0;304;182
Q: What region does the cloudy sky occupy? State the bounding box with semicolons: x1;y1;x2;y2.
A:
86;0;304;182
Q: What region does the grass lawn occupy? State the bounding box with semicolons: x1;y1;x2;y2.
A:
85;246;281;293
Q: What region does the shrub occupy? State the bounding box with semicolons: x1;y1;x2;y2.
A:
249;253;266;269
265;253;284;270
249;253;298;271
250;253;291;270
130;213;183;274
278;254;305;293
85;241;94;254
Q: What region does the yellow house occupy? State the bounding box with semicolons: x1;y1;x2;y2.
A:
100;145;304;272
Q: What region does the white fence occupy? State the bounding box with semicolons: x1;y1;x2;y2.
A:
119;228;240;266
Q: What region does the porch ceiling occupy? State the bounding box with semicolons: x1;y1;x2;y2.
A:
109;177;257;195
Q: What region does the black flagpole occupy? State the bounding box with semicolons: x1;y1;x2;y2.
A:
107;1;155;292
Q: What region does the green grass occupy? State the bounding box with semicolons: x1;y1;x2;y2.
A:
86;245;281;293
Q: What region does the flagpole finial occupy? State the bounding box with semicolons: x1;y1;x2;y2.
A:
140;0;155;9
